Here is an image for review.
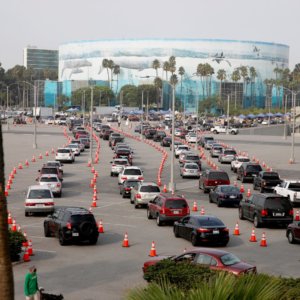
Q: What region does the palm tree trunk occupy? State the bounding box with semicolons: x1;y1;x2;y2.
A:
106;68;110;87
180;77;183;112
0;123;14;300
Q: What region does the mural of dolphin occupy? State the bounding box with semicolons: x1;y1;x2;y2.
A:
61;59;92;77
69;68;84;79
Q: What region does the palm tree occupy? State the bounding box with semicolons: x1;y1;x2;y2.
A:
249;67;257;106
152;59;160;77
239;65;248;107
231;69;241;108
217;69;226;106
107;59;115;89
169;56;176;75
163;61;170;81
196;63;205;98
205;63;214;97
113;65;120;94
0;123;14;299
178;66;185;111
154;77;163;109
102;59;110;85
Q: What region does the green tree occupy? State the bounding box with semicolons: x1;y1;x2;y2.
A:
152;59;160;78
231;68;241;108
239;65;248;107
249;66;257;106
163;61;170;81
168;56;176;75
56;94;70;109
113;65;120;93
178;66;185;111
217;69;226;106
119;84;139;107
107;59;115;89
154;77;163;109
102;59;110;85
0;122;14;299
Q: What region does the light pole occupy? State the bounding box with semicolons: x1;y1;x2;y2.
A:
170;83;176;193
284;94;288;140
226;94;230;134
146;91;149;122
140;90;144;140
6;86;9;131
90;87;94;163
33;84;37;149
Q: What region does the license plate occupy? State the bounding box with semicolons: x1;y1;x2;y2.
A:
273;213;284;216
230;195;236;199
213;230;219;234
35;204;44;208
173;210;180;214
72;232;79;237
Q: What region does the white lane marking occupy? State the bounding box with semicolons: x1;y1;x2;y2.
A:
95;212;145;219
22;222;43;228
29;236;47;239
101;222;136;228
34;249;57;253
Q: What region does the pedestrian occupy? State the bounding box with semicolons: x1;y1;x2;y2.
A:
24;266;40;300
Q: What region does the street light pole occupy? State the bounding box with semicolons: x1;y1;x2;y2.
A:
90;87;94;163
290;92;296;163
33;84;37;149
146;91;149;122
226;94;230;134
6;86;9;131
140;90;144;140
283;94;287;140
83;90;86;127
170;84;175;193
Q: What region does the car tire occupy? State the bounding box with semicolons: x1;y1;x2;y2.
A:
253;214;261;228
147;209;153;219
217;198;222;207
59;231;68;246
238;207;245;220
287;230;295;244
57;192;62;198
260;186;264;193
209;195;213;203
174;226;180;238
156;214;162;226
25;211;29;217
130;197;134;204
110;172;113;177
122;193;126;198
44;224;51;237
89;236;98;245
191;234;199;246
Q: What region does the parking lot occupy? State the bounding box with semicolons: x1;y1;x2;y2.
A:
7;123;300;299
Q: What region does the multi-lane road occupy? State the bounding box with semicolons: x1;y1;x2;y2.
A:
5;123;300;299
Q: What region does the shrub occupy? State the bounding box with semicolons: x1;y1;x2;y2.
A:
9;230;26;262
143;260;217;291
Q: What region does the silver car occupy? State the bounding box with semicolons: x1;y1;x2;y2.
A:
210;145;224;158
110;158;129;176
130;182;160;208
38;174;62;197
218;149;237;163
66;143;81;156
180;163;200;178
204;140;215;150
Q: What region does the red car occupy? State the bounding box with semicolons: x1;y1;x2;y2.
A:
147;193;190;226
199;170;230;193
143;248;256;276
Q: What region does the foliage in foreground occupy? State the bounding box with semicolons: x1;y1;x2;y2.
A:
9;229;26;262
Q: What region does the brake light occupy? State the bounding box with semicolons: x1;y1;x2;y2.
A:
136;194;141;199
121;176;127;180
197;228;210;233
125;187;131;191
138;177;144;180
25;203;36;206
56;183;61;187
222;228;229;232
289;210;294;216
112;164;116;166
261;209;268;216
44;202;54;206
244;171;247;176
66;222;72;230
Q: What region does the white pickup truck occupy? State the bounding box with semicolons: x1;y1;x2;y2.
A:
211;126;239;135
274;180;300;204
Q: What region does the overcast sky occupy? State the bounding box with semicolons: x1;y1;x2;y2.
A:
1;0;299;70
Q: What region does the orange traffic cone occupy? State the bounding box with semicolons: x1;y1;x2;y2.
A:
13;167;17;174
91;197;97;207
11;219;17;232
240;184;245;193
45;151;49;156
149;241;157;257
262;161;266;168
233;222;240;235
163;184;167;193
5;189;8;197
90;179;94;188
93;191;98;201
7;212;12;225
247;188;251;197
295;210;300;221
17;224;22;232
51;148;55;154
88;207;93;213
93;186;98;194
18;162;23;169
157;177;162;186
122;232;130;247
87;161;92;167
22;231;28;247
98;220;104;233
25;160;29;167
27;240;34;256
31;155;36;162
91;166;95;173
23;248;30;262
192;201;198;212
260;232;267;247
39;153;43;159
249;228;257;242
200;207;205;215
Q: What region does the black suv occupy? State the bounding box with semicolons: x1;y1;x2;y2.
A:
253;171;282;193
239;194;293;228
153;131;166;142
44;207;99;245
237;163;263;183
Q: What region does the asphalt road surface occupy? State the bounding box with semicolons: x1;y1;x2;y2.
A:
8;123;300;300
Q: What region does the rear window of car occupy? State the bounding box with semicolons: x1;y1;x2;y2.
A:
265;197;291;209
262;173;280;180
220;253;241;266
186;155;199;161
220;186;239;193
197;218;224;227
140;186;160;193
46;163;59;167
185;164;199;169
208;172;229;181
41;168;58;174
213;147;223;151
238;158;250;162
289;183;300;191
246;165;262;172
57;149;71;153
124;181;140;187
114;160;127;165
224;150;236;155
28;189;52;199
117;150;130;154
205;137;214;141
71;214;95;223
165;199;187;209
40;177;59;182
124;169;142;175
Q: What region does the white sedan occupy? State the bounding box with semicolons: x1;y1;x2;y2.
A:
231;156;250;172
118;166;144;185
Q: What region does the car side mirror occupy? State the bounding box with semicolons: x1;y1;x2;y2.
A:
47;214;53;219
38;170;40;172
149;200;154;204
110;161;113;163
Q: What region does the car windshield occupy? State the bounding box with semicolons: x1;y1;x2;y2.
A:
140;186;160;193
28;189;52;199
71;214;95;223
189;133;196;137
205;137;214;141
40;177;59;182
208;172;229;181
165;199;187;209
185;164;199;170
207;140;214;144
238;158;250;162
179;146;189;150
68;144;78;148
58;149;70;153
41;168;57;174
224;150;236;155
246;165;262;172
220;186;239;193
289;183;300;191
265;197;291;209
124;181;140;187
220;253;241;266
114;160;128;165
80;139;89;143
186;156;199;161
46;163;59;167
262;173;280;180
197;218;224;227
124;169;142;175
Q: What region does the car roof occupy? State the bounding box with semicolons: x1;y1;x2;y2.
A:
124;166;141;170
159;193;186;199
55;206;90;214
183;162;199;166
40;174;59;178
28;185;52;190
186;248;231;257
139;182;158;186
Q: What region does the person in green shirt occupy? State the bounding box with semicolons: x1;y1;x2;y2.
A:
24;266;40;300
